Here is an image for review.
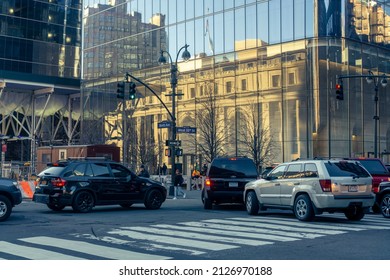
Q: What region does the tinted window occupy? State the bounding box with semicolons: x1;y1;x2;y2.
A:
63;163;87;177
325;161;370;177
110;163;131;178
208;158;258;178
90;163;111;177
357;160;389;175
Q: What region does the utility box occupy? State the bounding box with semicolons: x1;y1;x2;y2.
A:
36;144;120;173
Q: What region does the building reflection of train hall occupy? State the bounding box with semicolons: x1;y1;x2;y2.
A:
81;0;390;173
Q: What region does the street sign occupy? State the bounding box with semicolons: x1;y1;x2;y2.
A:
158;121;171;128
166;140;181;146
176;126;196;134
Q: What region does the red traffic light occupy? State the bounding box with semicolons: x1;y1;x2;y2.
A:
335;84;342;90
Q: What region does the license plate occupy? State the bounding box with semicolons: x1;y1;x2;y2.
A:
348;185;358;192
229;182;238;187
40;180;47;185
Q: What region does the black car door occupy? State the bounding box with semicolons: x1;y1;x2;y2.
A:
88;162;120;201
109;163;140;201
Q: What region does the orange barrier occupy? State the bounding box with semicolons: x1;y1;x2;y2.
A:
19;181;36;199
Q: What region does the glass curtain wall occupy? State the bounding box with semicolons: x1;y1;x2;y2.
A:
81;0;390;173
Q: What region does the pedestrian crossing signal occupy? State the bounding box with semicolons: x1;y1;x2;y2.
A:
165;148;171;157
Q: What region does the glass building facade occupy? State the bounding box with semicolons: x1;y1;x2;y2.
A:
0;0;82;168
81;0;390;173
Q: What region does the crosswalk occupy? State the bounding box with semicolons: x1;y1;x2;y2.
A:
1;214;389;260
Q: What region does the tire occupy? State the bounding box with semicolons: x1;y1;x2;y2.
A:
245;191;259;215
380;193;390;218
372;204;381;213
144;189;164;210
72;191;95;213
120;203;133;209
0;195;12;222
47;203;66;211
293;194;315;221
344;207;365;221
202;189;212;209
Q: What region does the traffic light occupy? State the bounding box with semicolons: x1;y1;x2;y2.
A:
335;82;344;100
117;82;125;99
129;82;136;100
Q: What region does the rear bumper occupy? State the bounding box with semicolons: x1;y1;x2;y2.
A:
313;194;375;210
205;190;244;204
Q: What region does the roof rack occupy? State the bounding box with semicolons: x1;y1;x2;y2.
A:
66;157;110;161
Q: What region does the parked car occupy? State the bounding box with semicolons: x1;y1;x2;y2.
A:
351;158;390;212
0;178;22;222
375;181;390;218
33;158;167;213
202;157;258;209
244;159;375;221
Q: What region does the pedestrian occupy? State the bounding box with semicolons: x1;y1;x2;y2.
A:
191;168;201;190
173;169;186;199
137;164;150;178
162;163;167;175
201;163;208;176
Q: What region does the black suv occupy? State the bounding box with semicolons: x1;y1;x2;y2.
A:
33;158;167;213
202;157;258;209
0;178;22;222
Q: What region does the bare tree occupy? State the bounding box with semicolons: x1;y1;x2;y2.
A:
194;83;227;163
238;103;276;172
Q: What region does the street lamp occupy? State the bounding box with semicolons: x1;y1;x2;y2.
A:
158;44;191;185
366;70;387;158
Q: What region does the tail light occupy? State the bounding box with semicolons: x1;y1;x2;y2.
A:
319;179;332;192
205;177;211;189
51;178;67;188
372;185;379;193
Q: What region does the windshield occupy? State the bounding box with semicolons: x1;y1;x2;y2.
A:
38;166;65;177
324;161;371;177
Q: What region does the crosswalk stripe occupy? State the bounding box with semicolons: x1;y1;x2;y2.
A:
245;216;390;231
20;236;169;260
108;229;238;251
140;225;275;245
201;218;347;235
0;241;84;260
178;221;320;240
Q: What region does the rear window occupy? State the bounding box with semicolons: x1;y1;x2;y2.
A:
38;166;65;177
208;158;258;178
356;160;389;175
324;161;371;177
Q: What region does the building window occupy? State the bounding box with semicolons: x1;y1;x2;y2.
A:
226;81;232;93
190;88;195;98
271;75;281;88
241;79;247;91
288;72;296;85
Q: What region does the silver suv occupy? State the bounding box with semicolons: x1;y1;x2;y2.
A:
244;159;375;221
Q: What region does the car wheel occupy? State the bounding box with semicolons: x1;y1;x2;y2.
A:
344;207;365;221
120;203;133;209
246;191;259;215
294;194;314;221
201;189;212;209
0;195;12;222
380;193;390;218
72;191;95;213
144;189;164;210
47;203;66;211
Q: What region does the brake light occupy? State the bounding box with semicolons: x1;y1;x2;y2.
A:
319;179;332;192
51;178;67;188
205;178;211;189
372;185;379;193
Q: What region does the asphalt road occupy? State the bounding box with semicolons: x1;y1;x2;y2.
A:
1;189;390;260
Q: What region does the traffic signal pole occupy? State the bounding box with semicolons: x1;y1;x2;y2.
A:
336;73;388;158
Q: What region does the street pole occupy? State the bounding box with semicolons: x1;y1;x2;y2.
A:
158;44;191;185
374;84;379;158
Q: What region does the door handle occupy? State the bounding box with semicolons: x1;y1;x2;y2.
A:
294;182;300;185
274;183;280;186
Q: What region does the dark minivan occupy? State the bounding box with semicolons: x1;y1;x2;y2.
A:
202;157;258;209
